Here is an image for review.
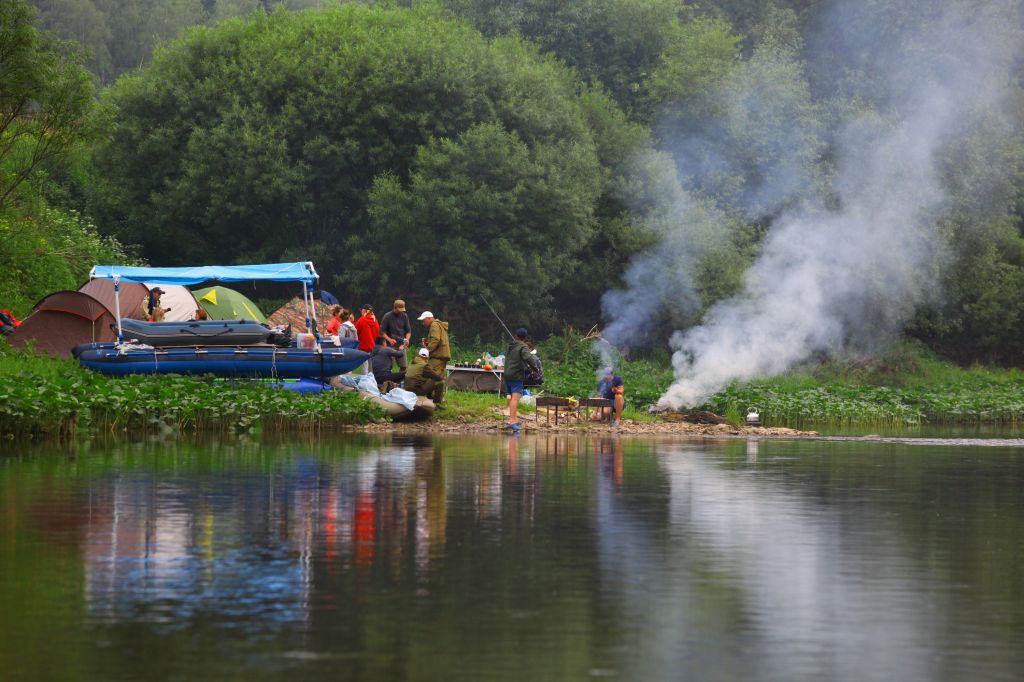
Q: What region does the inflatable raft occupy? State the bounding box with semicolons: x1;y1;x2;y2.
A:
329;376;436;421
118;318;275;346
367;392;436;422
76;344;369;378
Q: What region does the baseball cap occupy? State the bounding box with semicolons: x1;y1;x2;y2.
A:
151;287;165;294
361;303;373;312
418;348;429;358
417;311;433;321
515;327;528;338
394;299;406;311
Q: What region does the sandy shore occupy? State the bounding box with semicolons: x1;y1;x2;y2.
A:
360;414;816;437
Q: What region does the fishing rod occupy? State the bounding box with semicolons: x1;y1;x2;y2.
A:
480;294;516;341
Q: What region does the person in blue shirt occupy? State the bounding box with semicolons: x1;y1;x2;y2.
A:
370;336;406;385
593;367;624;426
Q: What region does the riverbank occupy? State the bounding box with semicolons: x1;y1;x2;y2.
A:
4;337;1024;441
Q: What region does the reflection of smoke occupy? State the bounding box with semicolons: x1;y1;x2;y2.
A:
609;1;1023;408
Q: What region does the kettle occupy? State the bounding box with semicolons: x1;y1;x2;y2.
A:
745;407;761;426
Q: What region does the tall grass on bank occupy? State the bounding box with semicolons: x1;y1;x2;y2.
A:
0;344;383;440
455;333;1024;427
451;327;674;408
704;345;1024;427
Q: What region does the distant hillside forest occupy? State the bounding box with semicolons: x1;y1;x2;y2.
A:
3;0;1024;364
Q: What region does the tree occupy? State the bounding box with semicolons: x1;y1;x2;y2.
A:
441;0;739;121
93;4;635;326
0;0;94;209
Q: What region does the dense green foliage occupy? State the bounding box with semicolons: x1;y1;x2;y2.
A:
0;342;383;438
28;0;328;84
0;206;136;315
1;0;136;316
0;0;94;209
7;0;1024;377
91;3;651;325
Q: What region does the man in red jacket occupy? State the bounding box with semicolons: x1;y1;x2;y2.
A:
354;304;380;374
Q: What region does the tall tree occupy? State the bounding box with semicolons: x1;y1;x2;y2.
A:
440;0;739;121
0;0;94;209
93;4;638;325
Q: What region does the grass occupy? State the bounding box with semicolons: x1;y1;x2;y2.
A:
0;342;383;440
456;333;1024;428
6;332;1024;440
436;390;535;423
703;342;1024;427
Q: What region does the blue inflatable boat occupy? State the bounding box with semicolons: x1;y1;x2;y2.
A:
75;344;368;378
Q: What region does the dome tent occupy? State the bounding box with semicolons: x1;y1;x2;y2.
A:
267;297;332;332
78;278;149;320
142;283;201;322
8;291;118;357
192;286;267;322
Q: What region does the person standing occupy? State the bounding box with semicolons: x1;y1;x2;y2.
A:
379;299;412;370
354;304;380;374
339;309;358;340
325;305;343;338
417;310;450;403
503;327;541;432
141;287;168;322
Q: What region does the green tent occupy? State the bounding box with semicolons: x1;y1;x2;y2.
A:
192;286;267;322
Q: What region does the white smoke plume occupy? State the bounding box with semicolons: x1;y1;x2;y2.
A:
612;0;1023;408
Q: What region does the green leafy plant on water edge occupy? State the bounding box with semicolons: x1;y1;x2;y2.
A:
0;345;384;438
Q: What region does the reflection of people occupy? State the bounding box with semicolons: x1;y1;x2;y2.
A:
418;310;449;404
404;348;445;403
504;327;540;432
592;367;624;426
141;287;169;322
379;299;412;370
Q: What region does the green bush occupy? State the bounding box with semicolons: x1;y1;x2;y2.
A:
0;205;137;316
0;343;383;439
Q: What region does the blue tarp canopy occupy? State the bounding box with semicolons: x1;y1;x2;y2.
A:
90;262;318;285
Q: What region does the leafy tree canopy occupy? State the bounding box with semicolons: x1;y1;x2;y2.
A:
94;3;642;324
1;0;94;209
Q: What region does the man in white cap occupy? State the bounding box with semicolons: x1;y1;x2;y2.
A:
403;347;445;403
417;310;450;403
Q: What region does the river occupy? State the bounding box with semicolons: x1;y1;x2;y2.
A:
2;434;1023;681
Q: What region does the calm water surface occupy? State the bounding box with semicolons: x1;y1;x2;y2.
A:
2;434;1023;681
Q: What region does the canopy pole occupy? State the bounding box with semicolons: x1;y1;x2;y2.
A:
310;268;322;341
308;288;320;341
113;275;123;343
302;282;312;334
308;287;321;340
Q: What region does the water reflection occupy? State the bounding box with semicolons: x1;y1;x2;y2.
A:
2;436;1023;681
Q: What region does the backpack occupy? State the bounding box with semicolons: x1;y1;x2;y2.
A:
524;353;544;386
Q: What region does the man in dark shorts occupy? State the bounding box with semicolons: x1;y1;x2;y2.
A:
503;327;541;432
593;367;624;426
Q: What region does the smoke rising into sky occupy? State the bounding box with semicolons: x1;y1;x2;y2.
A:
604;0;1023;408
